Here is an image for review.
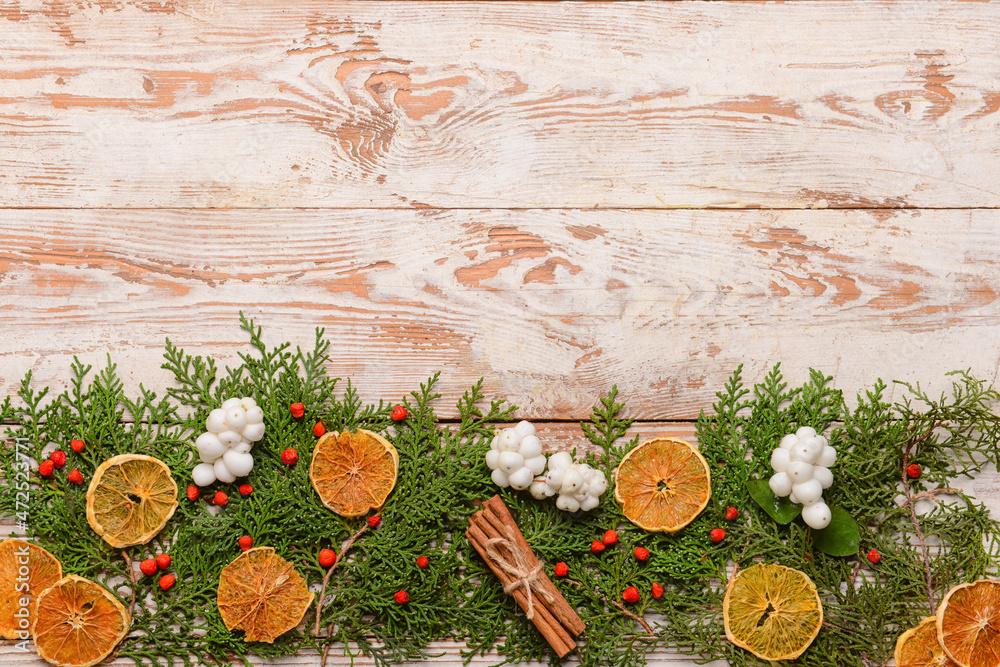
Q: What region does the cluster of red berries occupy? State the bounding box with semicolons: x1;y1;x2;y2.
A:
139;553;175;590
581;528;665;604
621;583;665;604
37;441;87;486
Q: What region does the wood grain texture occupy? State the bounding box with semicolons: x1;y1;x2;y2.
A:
1;1;1000;208
1;208;998;419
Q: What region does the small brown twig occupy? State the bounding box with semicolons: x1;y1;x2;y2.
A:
313;523;368;636
564;578;655;638
121;549;139;618
320;621;336;667
900;488;961;508
901;420;946;615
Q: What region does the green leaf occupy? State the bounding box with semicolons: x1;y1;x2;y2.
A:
746;478;802;524
812;506;861;557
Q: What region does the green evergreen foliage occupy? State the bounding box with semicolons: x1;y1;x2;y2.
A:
2;321;999;667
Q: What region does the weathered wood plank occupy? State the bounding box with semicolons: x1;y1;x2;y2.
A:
1;1;999;208
1;208;997;419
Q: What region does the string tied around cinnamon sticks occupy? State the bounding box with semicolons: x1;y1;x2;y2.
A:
484;524;555;621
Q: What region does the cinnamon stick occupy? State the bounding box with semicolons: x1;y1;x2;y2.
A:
482;495;586;636
465;520;576;657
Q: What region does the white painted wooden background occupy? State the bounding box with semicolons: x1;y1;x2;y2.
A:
2;1;1000;665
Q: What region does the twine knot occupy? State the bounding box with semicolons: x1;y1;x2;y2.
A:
484;525;554;620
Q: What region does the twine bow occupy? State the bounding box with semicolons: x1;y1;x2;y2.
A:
484;525;555;620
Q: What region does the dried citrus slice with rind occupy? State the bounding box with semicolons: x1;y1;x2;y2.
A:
937;579;1000;667
217;546;314;643
85;454;179;548
896;616;959;667
614;437;711;532
723;562;823;661
0;539;62;639
310;429;399;518
32;574;130;667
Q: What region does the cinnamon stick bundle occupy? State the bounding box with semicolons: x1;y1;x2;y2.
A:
466;495;585;657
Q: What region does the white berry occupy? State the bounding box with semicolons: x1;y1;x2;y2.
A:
529;481;551;499
214;458;236;484
518;435;542;459
792;479;823;505
787;460;814;482
802;501;832;529
224;407;248;431
770;448;790;473
812;466;834;489
241;422;266;442
779;433;799;450
217;430;242;448
545;467;565;488
795;426;817;439
222;397;242;410
580;495;600;511
548;451;573;470
222;449;254;477
497;451;524;475
232;439;253;454
561;468;584;493
524;455;547;475
206;409;227;433
497;430;521;451
239;397;257;411
196;432;227;463
491;468;510;487
245;406;264;425
513;420;536;437
485;450;500;470
769;471;793;496
507;467;534;490
555;495;580;512
192;463;217;487
817;445;838;468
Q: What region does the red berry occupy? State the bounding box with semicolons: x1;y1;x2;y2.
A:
49;450;67;468
239;483;253;496
313;422;326;437
139;558;158;576
415;556;429;569
651;582;664;599
622;586;640;604
867;549;882;564
368;516;382;529
710;528;726;542
67;469;83;485
281;448;299;465
158;574;176;591
186;485;200;502
70;439;85;453
590;540;606;554
238;536;253;551
318;549;336;568
394;590;410;604
156;554;171;570
290;402;305;418
634;547;650;562
725;507;739;521
214;491;228;506
602;529;618;546
391;405;407;422
554;562;569;577
38;460;54;477
907;463;922;479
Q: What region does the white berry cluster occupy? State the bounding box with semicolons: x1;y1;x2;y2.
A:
486;421;548;491
485;421;608;512
768;426;837;529
529;451;608;513
191;397;265;486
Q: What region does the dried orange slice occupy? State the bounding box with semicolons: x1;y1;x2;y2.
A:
32;574;130;667
614;437;711;532
723;563;823;661
937;579;1000;667
0;539;62;639
310;429;399;518
85;454;179;548
217;546;314;643
896;616;959;667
